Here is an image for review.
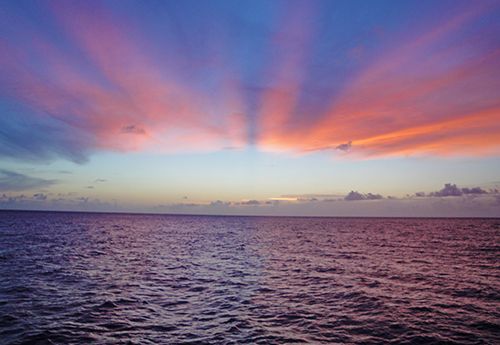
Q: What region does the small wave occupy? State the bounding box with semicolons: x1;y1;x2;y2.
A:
0;213;498;344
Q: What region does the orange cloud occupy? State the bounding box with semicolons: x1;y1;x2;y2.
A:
258;3;500;157
1;1;498;161
1;2;247;157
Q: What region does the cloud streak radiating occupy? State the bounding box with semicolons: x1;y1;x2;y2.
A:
0;0;499;163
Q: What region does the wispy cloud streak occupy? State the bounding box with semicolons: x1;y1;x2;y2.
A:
0;1;498;162
258;1;500;156
0;170;57;192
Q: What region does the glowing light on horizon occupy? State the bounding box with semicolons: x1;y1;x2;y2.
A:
268;197;299;202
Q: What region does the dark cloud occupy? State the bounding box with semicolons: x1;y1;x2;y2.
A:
365;193;383;200
209;200;231;207
344;191;365;201
0;193;27;206
85;186;94;189
428;183;488;197
240;200;260;205
429;183;463;197
33;193;48;200
121;125;146;135
345;191;383;201
0;170;57;192
335;141;352;152
461;187;487;194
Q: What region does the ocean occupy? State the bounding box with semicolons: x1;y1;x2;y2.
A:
0;211;498;344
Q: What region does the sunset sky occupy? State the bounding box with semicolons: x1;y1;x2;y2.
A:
1;0;499;216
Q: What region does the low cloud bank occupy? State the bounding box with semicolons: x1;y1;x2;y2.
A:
345;191;383;201
418;183;488;197
1;182;498;217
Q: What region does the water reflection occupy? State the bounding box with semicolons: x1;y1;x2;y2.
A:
0;212;498;344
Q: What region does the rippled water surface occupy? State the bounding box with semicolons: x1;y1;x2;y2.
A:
0;211;499;344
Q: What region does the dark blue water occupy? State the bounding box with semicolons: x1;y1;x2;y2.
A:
0;211;499;344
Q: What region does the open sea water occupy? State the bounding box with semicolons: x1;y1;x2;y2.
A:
0;211;499;344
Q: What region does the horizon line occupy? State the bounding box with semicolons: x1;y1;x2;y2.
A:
1;208;499;220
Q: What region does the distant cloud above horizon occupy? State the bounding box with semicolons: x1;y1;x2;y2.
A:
416;183;490;198
1;0;499;163
344;191;383;201
1;181;498;217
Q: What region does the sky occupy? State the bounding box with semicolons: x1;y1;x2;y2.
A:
0;0;499;217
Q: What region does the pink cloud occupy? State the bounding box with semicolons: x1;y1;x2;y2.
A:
1;2;247;158
258;3;500;157
1;1;498;161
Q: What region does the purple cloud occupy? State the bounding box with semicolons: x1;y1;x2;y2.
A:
335;141;352;152
345;191;384;201
428;183;488;197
